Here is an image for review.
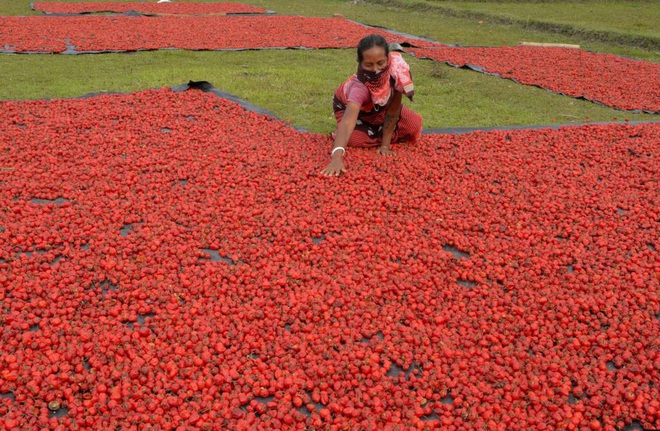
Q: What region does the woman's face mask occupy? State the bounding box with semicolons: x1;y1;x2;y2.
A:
359;67;387;81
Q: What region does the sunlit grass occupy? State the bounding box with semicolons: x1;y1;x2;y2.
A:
434;1;660;40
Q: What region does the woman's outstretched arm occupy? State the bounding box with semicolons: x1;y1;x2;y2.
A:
322;102;360;177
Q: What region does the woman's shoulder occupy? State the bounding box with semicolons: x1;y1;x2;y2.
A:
345;76;367;92
345;78;370;106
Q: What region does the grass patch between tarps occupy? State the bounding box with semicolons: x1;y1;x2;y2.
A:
0;49;655;133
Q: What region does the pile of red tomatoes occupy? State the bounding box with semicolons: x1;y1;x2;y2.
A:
0;88;658;430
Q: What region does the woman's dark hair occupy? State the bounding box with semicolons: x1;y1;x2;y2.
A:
357;34;389;62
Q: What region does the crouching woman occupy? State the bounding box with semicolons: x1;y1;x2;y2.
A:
322;34;422;177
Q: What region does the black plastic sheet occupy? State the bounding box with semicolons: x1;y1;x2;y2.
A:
29;2;275;16
7;81;658;136
170;81;660;135
170;80;310;132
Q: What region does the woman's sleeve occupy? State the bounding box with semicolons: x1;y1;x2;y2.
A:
346;81;370;107
390;53;415;101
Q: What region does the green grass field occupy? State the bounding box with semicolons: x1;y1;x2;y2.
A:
436;2;659;40
0;0;657;132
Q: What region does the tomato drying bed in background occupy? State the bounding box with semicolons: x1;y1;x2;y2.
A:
409;46;660;114
0;15;436;53
32;2;268;15
0;88;658;430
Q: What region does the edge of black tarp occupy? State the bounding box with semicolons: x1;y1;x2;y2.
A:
4;81;658;136
173;81;660;134
29;2;276;16
0;46;317;55
34;11;277;17
170;80;310;133
409;53;659;115
4;81;308;132
349;19;447;46
422;121;659;135
0;17;436;55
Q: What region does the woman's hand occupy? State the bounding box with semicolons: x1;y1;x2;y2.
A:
322;157;347;176
376;145;393;156
323;102;359;177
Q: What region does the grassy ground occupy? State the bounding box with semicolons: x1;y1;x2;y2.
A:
391;0;660;50
4;49;650;132
0;0;657;133
435;2;659;40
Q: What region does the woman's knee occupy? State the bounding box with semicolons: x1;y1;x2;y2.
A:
398;110;422;142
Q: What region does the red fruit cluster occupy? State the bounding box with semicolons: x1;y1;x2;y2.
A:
32;2;268;15
0;15;435;53
409;46;660;113
0;87;658;430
